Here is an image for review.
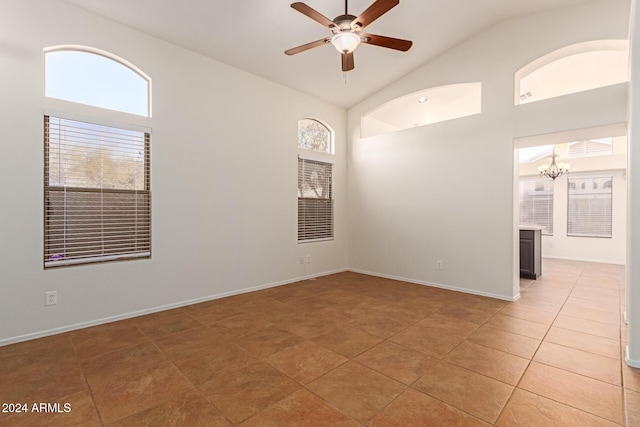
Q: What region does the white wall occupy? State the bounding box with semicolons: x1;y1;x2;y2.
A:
626;0;640;367
347;0;630;300
0;0;347;344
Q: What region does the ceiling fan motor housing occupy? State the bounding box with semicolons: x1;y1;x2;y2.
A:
333;14;358;32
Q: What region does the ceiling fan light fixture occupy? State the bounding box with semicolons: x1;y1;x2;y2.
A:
331;31;361;53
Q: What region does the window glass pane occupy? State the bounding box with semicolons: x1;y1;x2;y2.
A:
298;119;332;153
567;175;612;238
45;50;149;116
47;118;146;191
519;178;554;235
568;138;613;158
44;116;151;267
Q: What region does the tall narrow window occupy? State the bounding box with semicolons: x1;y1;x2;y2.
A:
567;175;612;238
44;116;151;267
298;158;333;241
519;178;554;235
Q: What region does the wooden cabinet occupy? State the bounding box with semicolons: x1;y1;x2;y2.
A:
520;228;541;279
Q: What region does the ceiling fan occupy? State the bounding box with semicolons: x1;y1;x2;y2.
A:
285;0;413;72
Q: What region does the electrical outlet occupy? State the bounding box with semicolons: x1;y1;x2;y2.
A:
45;291;58;306
436;260;444;270
299;256;305;264
306;255;311;264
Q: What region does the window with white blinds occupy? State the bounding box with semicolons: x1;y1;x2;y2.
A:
567;175;612;238
44;116;151;267
298;158;333;242
519;178;554;235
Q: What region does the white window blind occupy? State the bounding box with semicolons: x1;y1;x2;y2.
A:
567;175;612;238
44;116;151;267
298;158;333;242
519;178;554;235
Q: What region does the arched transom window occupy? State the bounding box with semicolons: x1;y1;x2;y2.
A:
298;118;333;154
45;46;151;116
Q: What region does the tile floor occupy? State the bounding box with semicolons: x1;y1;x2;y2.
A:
0;259;636;426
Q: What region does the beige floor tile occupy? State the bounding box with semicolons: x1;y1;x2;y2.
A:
625;388;640;427
0;334;87;403
414;360;513;423
208;311;274;339
265;340;347;384
467;325;541;359
565;296;620;314
623;363;640;393
306;361;406;423
511;297;564;314
559;304;620;326
69;319;150;362
355;341;439;385
518;362;623;424
134;308;203;339
368;388;489;426
553;315;619;340
497;388;619;426
485;314;549;339
444;341;529;385
534;342;621;385
155;327;256;386
232;325;304;358
544;326;620;360
237;389;359;426
200;362;300;424
419;313;481;339
83;342;194;425
499;304;557;325
311;324;383;358
184;301;247;325
390;324;463;359
108;390;231;427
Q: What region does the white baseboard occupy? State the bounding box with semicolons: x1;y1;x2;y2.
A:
543;255;625;266
0;268;347;347
348;268;520;302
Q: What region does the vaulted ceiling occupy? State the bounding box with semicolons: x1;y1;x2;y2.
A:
63;0;590;108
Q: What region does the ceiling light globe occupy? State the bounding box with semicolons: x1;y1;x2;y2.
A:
331;32;361;53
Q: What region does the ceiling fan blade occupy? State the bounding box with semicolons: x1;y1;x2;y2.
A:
342;52;355;72
351;0;399;30
291;2;337;29
285;38;330;55
361;33;412;51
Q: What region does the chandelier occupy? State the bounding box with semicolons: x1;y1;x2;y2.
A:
538;149;570;180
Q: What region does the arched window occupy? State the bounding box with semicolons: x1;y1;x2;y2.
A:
45;46;151;116
361;83;482;138
298;118;333;154
43;46;152;267
515;40;628;105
